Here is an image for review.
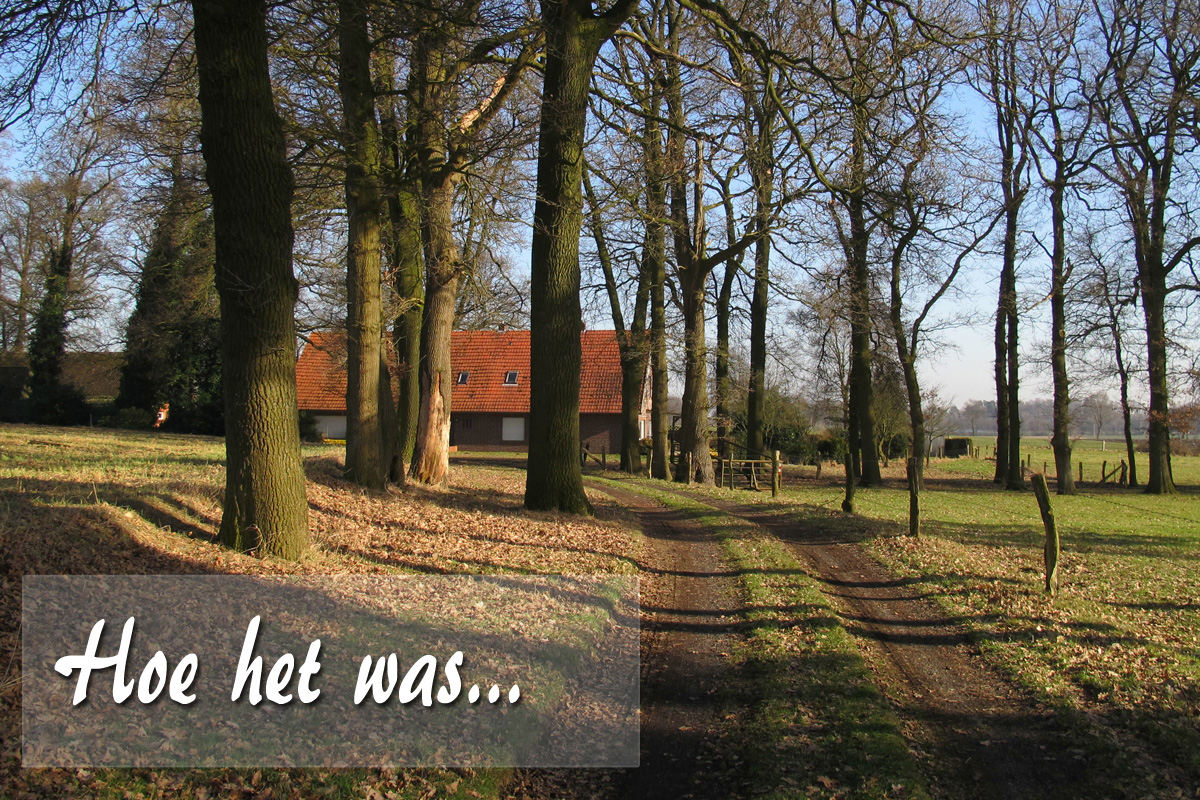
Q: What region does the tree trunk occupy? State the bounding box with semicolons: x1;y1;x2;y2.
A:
584;167;648;473
847;186;881;486
407;29;461;487
889;237;925;485
1006;290;1023;490
387;181;424;481
994;269;1010;484
744;127;773;457
192;0;308;559
1141;273;1176;493
1112;315;1137;487
338;0;386;489
409;183;457;486
525;0;634;512
745;211;770;458
645;108;670;480
376;53;424;482
1048;176;1074;494
714;251;737;460
675;268;714;484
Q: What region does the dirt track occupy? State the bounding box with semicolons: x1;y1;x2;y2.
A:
509;478;1107;799
693;492;1103;800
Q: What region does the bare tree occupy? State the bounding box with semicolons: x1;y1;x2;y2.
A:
1090;0;1200;494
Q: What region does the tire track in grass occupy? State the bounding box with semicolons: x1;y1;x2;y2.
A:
591;479;929;800
591;483;744;800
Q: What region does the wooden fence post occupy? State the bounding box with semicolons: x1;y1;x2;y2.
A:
602;446;607;470
1120;460;1128;487
684;452;693;486
906;457;920;538
1031;473;1060;595
772;450;780;498
1078;461;1083;484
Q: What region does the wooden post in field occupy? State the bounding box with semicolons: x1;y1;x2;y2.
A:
602;446;607;470
1120;460;1128;487
1031;473;1060;595
719;457;725;489
1101;460;1107;484
684;452;693;486
1078;461;1083;484
772;450;780;498
816;459;823;479
1043;461;1047;475
906;457;920;538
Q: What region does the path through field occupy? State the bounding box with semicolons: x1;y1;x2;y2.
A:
692;492;1103;799
510;480;1103;799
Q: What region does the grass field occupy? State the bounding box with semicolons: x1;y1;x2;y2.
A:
926;436;1200;486
0;424;638;800
4;424;1199;797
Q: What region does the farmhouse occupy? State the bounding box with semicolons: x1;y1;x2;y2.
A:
295;329;648;451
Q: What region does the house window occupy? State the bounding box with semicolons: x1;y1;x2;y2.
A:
457;371;469;385
503;370;519;386
502;417;525;441
457;416;473;430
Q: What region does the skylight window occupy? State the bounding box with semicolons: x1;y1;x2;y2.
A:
456;371;469;385
503;371;519;386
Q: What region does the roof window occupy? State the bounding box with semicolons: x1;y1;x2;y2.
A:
503;370;519;386
456;371;469;385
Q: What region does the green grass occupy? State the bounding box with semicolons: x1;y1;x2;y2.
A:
594;476;930;800
926;436;1200;486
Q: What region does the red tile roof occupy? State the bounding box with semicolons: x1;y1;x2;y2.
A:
295;332;348;412
295;330;626;415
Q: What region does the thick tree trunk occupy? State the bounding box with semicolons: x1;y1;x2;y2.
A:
745;144;772;456
192;0;308;559
649;250;670;479
388;182;424;480
376;56;423;481
338;0;386;489
645;115;671;480
675;270;714;484
525;0;633;512
847;187;881;486
745;219;770;458
409;181;458;486
1142;274;1176;493
1048;179;1074;494
406;29;460;487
